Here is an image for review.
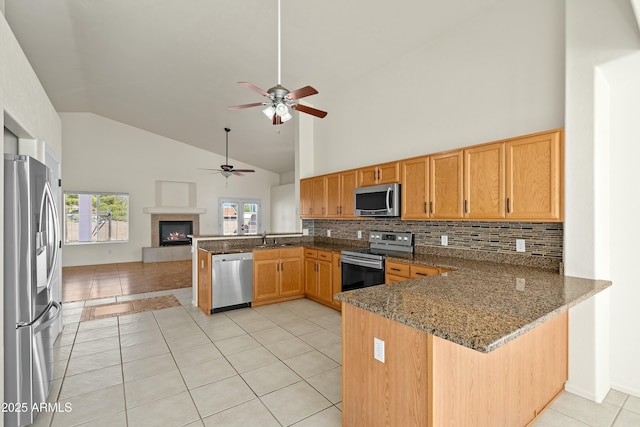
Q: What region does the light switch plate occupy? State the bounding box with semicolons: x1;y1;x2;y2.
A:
374;337;385;363
326;229;331;237
516;239;525;252
357;230;362;239
441;235;448;246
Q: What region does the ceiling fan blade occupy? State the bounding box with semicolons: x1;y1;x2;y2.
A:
198;168;222;171
227;102;263;110
238;82;270;97
287;85;318;100
293;104;328;118
232;169;255;173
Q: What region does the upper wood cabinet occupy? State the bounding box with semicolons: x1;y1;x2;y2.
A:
430;150;464;219
358;161;400;187
299;176;328;219
506;130;563;221
311;176;326;217
401;156;430;220
464;142;506;219
300;129;563;222
324;170;357;219
300;178;313;218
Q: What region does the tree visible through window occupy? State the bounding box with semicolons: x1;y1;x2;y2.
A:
64;192;129;243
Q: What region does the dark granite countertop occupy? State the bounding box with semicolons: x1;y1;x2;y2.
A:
335;266;611;353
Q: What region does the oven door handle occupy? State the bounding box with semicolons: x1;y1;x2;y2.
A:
341;256;383;270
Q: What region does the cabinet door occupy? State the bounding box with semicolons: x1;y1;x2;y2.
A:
300;178;313;218
506;131;562;221
197;250;212;314
358;166;379;187
312;176;326;217
331;253;342;309
377;161;400;184
253;258;279;301
340;170;357;218
304;257;318;297
325;173;341;218
402;157;429;220
464;143;505;219
280;256;303;296
317;260;333;303
430;150;464;219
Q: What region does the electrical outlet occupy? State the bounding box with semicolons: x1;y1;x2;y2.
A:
441;235;448;246
326;229;331;237
302;228;309;236
374;337;385;363
357;230;362;239
516;277;526;291
516;239;525;252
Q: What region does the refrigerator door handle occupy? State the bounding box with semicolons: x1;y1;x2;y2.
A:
38;181;60;291
17;301;61;330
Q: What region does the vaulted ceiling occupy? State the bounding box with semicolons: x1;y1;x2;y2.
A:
5;0;504;174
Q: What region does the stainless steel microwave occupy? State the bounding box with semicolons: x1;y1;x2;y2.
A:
354;183;401;217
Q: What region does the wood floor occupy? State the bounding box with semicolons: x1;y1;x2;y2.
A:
62;261;192;303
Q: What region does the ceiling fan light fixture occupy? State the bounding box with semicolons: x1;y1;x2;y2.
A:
221;170;233;178
275;103;292;122
263;105;275;118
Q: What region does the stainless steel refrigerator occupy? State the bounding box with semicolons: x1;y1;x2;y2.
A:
4;154;62;427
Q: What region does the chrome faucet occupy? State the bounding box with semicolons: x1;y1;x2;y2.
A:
262;230;267;245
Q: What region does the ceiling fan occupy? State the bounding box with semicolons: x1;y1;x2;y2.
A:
227;0;327;125
200;128;255;178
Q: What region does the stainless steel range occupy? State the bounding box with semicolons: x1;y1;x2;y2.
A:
341;231;414;292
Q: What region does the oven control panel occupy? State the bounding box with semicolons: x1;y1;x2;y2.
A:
369;231;413;247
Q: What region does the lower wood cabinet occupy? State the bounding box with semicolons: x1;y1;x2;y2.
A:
331;252;342;309
385;260;445;284
304;248;341;311
342;305;568;427
197;249;212;315
253;247;304;307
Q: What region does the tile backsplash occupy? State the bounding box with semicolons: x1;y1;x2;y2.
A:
303;219;563;259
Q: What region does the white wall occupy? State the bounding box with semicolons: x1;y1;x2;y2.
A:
1;12;62;427
312;0;564;175
61;112;280;266
603;52;640;397
564;0;640;401
270;184;296;233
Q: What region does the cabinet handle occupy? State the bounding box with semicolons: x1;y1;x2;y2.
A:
280;262;283;271
322;207;325;214
390;268;401;272
430;201;433;214
424;201;427;213
277;262;280;272
377;169;380;181
415;272;428;276
506;198;511;213
464;200;468;214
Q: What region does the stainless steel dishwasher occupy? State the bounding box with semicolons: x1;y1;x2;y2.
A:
211;251;253;312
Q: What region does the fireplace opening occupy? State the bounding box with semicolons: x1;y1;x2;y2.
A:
159;221;193;246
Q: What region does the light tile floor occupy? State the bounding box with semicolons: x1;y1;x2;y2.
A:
36;288;639;427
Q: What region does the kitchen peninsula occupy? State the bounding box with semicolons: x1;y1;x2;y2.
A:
336;258;611;427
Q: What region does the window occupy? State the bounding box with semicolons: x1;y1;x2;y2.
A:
64;192;129;244
219;198;261;236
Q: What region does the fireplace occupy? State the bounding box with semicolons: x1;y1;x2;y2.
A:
159;221;193;246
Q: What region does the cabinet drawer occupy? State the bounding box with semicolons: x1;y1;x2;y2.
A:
317;250;332;261
253;248;280;261
386;261;410;277
410;265;440;278
304;249;318;259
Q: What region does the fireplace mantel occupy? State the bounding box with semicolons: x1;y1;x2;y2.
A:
143;207;206;215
